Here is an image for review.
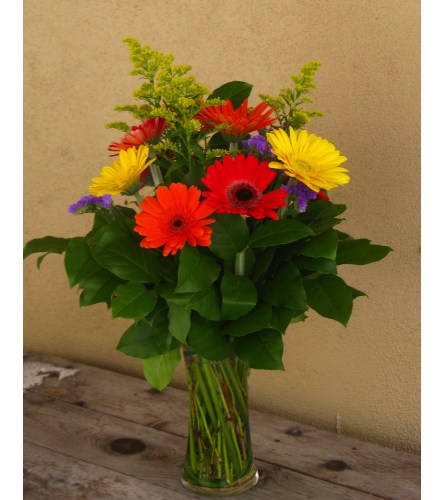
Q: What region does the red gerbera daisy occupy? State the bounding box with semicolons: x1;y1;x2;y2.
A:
134;183;215;256
201;154;288;220
195;99;277;139
108;117;167;156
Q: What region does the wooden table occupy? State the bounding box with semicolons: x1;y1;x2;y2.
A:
24;352;420;499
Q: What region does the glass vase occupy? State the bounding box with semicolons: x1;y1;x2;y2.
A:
181;346;259;496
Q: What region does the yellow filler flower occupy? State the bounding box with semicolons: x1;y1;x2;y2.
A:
266;128;349;192
89;145;154;196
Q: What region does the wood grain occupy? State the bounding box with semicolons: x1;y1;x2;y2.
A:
24;391;384;499
24;353;420;499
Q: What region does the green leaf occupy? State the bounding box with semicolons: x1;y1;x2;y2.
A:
336;239;393;265
208;132;228;150
298;200;346;234
188;315;234;360
111;282;157;319
235;329;284;370
64;237;101;288
221;272;257;320
250;219;314;248
167;302;191;343
303;274;353;326
23;236;70;263
209;214;249;260
187;286;221;321
79;269;124;306
222;303;272;337
349;286;368;299
251;247;276;283
294;255;337;275
142;349;181;391
176;245;220;293
299;228;338;260
117;317;178;359
208;81;253;109
270;306;297;334
262;260;307;311
88;225;159;283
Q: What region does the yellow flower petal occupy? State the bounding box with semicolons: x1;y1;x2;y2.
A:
88;145;154;196
266;127;349;191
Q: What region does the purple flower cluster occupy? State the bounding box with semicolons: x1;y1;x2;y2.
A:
242;135;273;156
281;183;318;212
68;194;112;214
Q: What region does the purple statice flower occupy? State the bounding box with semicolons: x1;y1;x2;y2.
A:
68;194;112;214
242;134;274;156
281;183;318;213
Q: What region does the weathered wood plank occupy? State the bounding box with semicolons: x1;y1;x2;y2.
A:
24;441;199;500
24;352;420;500
24;392;384;499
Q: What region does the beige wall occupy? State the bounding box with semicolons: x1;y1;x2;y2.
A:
24;0;420;453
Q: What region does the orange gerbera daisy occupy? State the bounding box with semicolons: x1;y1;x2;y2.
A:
201;155;288;220
195;99;277;139
108;117;167;156
134;183;215;256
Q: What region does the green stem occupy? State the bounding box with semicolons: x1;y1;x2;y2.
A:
133;191;144;204
150;164;163;187
235;250;246;276
220;363;248;418
201;363;243;473
229;142;238;153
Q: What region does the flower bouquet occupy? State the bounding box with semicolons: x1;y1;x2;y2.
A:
24;38;391;495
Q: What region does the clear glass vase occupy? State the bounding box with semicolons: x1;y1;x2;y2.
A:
181;346;259;496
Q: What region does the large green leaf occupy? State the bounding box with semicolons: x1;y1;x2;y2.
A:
23;236;70;267
220;272;257;320
88;225;159;283
117;315;179;359
251;247;276;283
176;245;220;293
222;303;272;337
299;228;338;260
298;200;346;234
209;214;249;260
336;239;393;265
187;286;221;321
64;237;101;288
235;329;284;370
262;260;307;311
188;315;234;360
79;269;123;306
303;274;353;326
111;282;157;319
207;81;253;109
167;302;191;343
250;219;314;248
294;255;337;275
142;349;181;391
270;306;297;334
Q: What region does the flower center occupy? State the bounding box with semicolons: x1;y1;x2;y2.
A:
169;215;188;233
226;180;262;209
296;160;312;173
236;188;254;201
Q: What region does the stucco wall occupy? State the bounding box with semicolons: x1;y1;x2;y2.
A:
23;0;420;452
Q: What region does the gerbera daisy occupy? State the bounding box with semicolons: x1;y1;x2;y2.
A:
108;117;167;156
201;154;288;220
266;127;349;192
134;183;215;256
195;99;276;139
89;146;154;196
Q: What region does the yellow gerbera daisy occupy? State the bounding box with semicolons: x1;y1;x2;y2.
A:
266;128;349;192
89;145;154;196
